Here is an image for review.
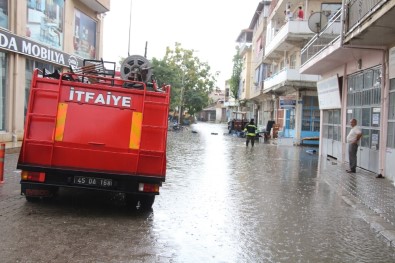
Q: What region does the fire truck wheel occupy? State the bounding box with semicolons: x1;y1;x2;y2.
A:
138;195;155;210
125;194;139;210
25;196;41;202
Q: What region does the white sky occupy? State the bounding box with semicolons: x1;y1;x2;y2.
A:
103;0;259;88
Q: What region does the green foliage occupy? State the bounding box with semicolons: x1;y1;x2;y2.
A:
151;43;217;118
119;56;125;66
229;47;242;100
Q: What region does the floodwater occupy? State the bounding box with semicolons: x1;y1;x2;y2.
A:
0;122;395;262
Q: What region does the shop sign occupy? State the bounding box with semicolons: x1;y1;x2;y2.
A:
317;75;341;109
0;28;83;68
279;96;297;109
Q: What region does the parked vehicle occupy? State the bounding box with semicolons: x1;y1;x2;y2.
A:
17;56;170;210
228;111;248;137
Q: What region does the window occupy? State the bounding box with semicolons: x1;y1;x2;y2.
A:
347;66;381;149
321;3;342;21
280;60;284;70
323;109;341;141
289;54;296;69
387;78;395;148
74;9;97;59
0;52;7;130
302;96;320;132
0;0;8;29
26;0;64;49
285;109;295;129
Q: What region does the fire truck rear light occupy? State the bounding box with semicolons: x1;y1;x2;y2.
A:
138;183;159;193
21;171;45;182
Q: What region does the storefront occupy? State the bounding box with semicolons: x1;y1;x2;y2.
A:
0;0;106;143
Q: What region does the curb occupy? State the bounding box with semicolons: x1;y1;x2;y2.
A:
341;193;395;247
5;147;21;154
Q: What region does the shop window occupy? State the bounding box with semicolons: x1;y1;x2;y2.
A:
285;109;295;129
302;96;320;132
322;124;328;138
388;122;395;148
347;66;382;150
371;130;380;150
74;9;97;59
361;129;370;148
26;0;64;49
361;108;370;126
323;109;341;140
0;52;7;131
0;0;8;29
328;125;333;138
387;78;395;148
333;109;340;124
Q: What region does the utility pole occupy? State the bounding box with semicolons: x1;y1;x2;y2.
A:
127;0;132;57
177;70;185;126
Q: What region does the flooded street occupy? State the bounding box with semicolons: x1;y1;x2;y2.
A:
1;122;395;262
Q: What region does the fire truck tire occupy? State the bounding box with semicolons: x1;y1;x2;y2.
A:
25;196;41;202
138;195;155;210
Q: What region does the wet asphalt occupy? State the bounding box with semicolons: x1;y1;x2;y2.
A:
1;122;395;263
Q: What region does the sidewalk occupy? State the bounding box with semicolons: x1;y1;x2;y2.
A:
319;155;395;247
3;141;21;154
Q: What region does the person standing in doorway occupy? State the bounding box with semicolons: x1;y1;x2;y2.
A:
244;119;258;147
346;119;362;173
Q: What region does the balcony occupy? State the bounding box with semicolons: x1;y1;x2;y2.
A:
300;9;342;73
250;81;263;99
263;67;320;92
344;0;395;46
264;20;314;60
79;0;110;13
300;5;387;75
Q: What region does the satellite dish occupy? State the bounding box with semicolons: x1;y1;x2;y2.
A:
308;12;328;33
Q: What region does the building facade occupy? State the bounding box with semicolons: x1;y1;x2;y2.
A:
300;0;395;182
236;0;341;142
0;0;110;144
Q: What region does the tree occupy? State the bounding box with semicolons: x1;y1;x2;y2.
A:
151;43;217;121
229;47;242;100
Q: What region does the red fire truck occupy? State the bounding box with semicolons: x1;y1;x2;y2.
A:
17;56;170;210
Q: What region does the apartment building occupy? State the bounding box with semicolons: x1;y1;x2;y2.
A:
300;0;395;181
263;0;341;142
236;0;340;140
0;0;110;144
235;28;253;121
235;1;271;129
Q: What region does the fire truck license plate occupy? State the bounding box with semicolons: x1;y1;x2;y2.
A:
74;176;113;187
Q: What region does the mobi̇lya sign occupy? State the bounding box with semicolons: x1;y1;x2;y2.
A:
0;28;82;68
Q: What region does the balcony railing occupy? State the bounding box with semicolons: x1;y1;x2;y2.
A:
263;67;320;91
346;0;383;31
301;8;342;66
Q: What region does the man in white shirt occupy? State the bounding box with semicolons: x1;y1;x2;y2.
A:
346;119;362;173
